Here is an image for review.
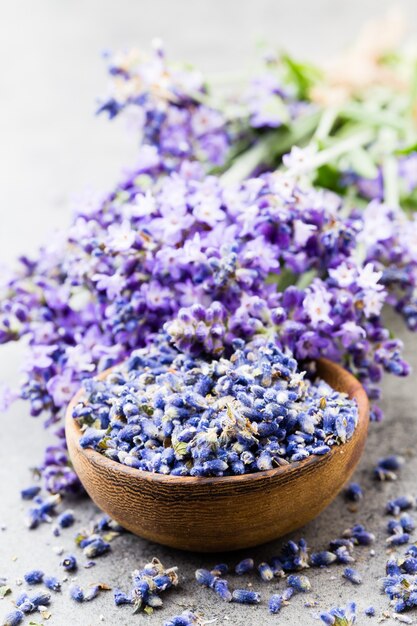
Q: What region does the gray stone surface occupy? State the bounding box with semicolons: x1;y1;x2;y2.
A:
1;1;417;624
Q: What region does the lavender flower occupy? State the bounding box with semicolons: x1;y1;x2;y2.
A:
115;558;178;614
23;570;44;585
344;483;363;503
235;558;254;575
164;611;202;626
0;610;24;626
232;589;261;605
320;602;356;625
342;567;362;585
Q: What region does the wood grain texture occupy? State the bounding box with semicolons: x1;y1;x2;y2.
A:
65;358;369;552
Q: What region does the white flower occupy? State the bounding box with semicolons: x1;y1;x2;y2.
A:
283;145;317;171
293;221;317;247
362;289;386;317
357;263;383;291
303;283;333;326
107;220;136;252
329;263;357;288
359;201;393;246
193;198;226;227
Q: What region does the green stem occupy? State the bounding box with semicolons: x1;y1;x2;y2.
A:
221;111;320;185
314;106;339;142
382;156;399;207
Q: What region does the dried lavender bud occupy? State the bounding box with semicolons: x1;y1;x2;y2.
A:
343;524;375;545
269;593;283;614
386;496;415;516
164;611;202;626
69;584;84;603
310;551;337;567
29;591;51;607
344;482;363;502
82;537;110;559
374;455;404;481
116;558;178;614
74;334;359;478
287;574;311;592
61;555;77;571
57;510;75;528
334;546;355;565
232;589;261;605
20;486;41;500
195;569;215;587
386;533;410;546
44;575;61;592
235;558;254;575
15;593;33;613
1;610;25;626
23;570;44;585
113;589;133;606
320;601;356;625
210;563;228;576
400;513;415;533
343;567;362;585
365;606;375;616
258;562;274;582
212;578;232;602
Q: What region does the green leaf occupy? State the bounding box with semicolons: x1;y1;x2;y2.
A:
395;142;417;156
0;585;11;598
281;55;322;99
173;440;188;459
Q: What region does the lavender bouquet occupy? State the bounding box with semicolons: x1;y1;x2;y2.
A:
1;15;417;493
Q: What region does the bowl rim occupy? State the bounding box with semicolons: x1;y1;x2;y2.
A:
65;357;369;487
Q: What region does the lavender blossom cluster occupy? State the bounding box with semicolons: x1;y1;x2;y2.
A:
97;41;232;171
0;43;415;494
73;334;358;475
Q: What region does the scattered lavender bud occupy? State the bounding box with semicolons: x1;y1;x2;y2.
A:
23;570;44;585
232;589;261;605
343;524;375;545
287;574;311;592
334;546;355;565
61;555;77;572
258;562;274;582
386;495;415;516
210;563;228;576
82;537;110;559
344;482;363;502
235;558;254;575
212;578;232;602
44;575;61;592
320;601;356;625
164;611;201;626
310;551;337;567
400;513;416;533
1;610;25;626
374;455;404;481
20;486;41;501
57;510;75;529
365;606;375;616
29;591;51;608
269;593;283;614
386;533;410;546
113;589;133;606
342;567;362;585
195;569;215;587
69;584;84;603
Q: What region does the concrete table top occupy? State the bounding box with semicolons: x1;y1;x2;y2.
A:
1;1;417;624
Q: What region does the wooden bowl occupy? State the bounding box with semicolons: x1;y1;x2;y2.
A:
65;358;369;552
